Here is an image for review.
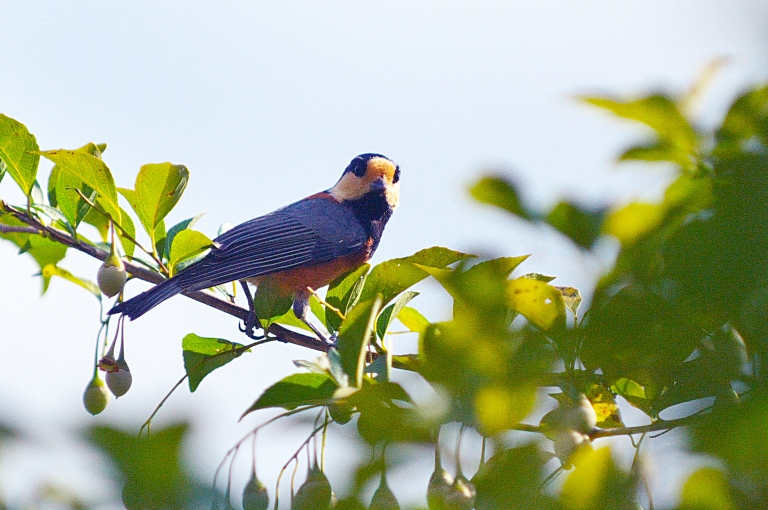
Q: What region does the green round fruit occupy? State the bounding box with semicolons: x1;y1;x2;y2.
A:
242;473;269;510
97;256;127;297
83;376;110;415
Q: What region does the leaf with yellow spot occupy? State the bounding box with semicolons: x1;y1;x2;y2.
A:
586;384;624;428
506;277;566;330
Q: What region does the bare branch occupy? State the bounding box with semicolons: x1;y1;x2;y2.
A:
3;203;328;352
0;224;41;235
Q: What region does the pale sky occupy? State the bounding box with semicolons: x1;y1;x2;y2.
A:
1;2;767;507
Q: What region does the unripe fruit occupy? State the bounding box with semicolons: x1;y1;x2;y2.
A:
242;472;269;510
83;375;110;415
370;473;399;510
292;465;333;510
427;467;453;510
97;254;127;297
105;360;132;398
565;395;597;434
553;430;590;468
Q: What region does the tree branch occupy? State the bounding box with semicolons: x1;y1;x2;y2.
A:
3;203;328;352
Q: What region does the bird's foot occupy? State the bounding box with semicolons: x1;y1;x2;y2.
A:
239;308;265;340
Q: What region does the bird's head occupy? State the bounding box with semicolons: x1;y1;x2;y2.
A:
329;153;400;210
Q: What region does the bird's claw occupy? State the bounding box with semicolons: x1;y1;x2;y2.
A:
239;308;264;340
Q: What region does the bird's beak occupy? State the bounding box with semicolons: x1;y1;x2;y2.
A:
369;177;388;192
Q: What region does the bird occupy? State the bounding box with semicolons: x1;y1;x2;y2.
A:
108;153;400;343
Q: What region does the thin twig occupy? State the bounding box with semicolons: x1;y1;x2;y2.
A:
4;202;328;352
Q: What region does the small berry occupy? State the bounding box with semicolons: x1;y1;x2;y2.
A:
370;473;399;510
97;254;127;297
292;464;333;510
83;375;110;415
427;467;453;510
105;359;132;397
553;430;591;468
242;472;269;510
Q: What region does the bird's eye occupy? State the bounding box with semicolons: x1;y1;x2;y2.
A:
392;166;400;183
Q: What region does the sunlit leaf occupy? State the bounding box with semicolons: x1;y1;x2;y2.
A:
560;447;635;510
359;246;472;306
475;384;537;435
122;163;189;246
41;264;101;298
162;214;203;261
37;150;121;223
168;229;212;276
182;333;246;392
0;215;68;293
242;373;337;417
602;202;664;246
396;306;430;334
115;206;136;258
0;114;39;196
50;143;104;229
506;277;566;331
585;384;623;429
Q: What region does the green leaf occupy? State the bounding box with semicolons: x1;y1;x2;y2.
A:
396;306;430;334
37;150;121;222
559;447;636;510
506;277;566;331
582;94;699;171
470;175;531;219
41;264;101;298
0;215;68;292
116;206;136;258
87;423;196;508
336;296;383;386
49;143;105;229
0;159;6;185
0;114;39;196
359;247;472;306
168;229;213;276
241;373;337;417
602;202;664;246
123;163;189;247
163;214;204;260
325;263;369;333
253;278;293;329
376;291;418;339
182;333;246;392
680;468;735;510
545;201;606;249
716;84;768;154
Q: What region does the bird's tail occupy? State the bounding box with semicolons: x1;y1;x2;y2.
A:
108;278;182;320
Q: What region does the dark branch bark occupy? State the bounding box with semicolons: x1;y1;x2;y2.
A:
3;203;328;352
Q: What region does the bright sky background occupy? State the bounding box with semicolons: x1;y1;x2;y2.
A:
1;2;767;508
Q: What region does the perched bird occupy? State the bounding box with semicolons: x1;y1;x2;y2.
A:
108;153;400;342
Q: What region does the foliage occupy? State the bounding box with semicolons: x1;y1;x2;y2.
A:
2;79;768;509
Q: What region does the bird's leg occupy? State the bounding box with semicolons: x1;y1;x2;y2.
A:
238;280;264;339
293;288;334;346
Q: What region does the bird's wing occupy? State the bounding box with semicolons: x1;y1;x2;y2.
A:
173;196;368;291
